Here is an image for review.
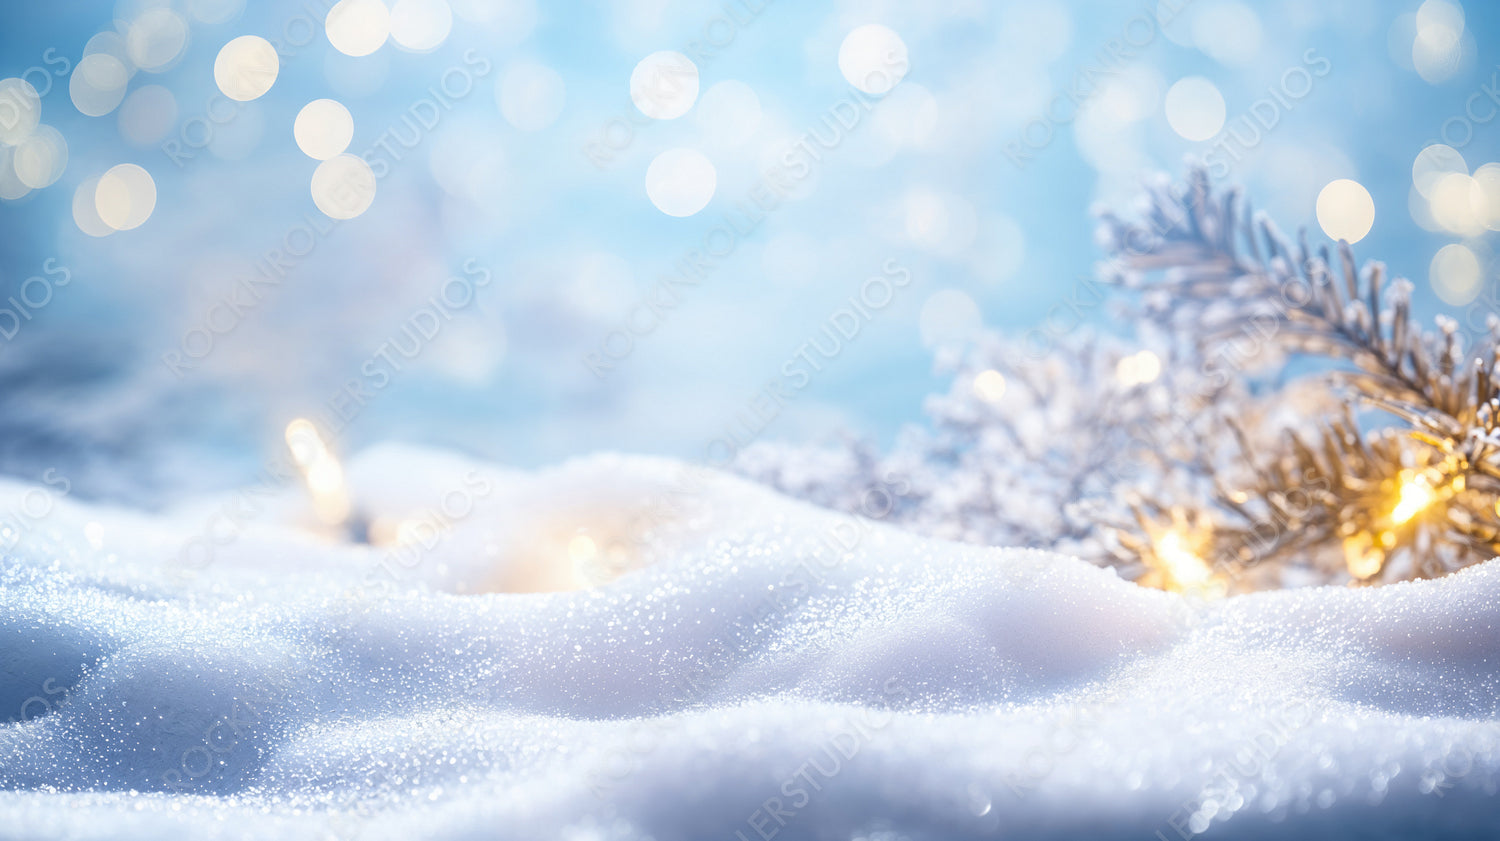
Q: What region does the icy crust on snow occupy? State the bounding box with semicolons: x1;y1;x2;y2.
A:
0;446;1497;840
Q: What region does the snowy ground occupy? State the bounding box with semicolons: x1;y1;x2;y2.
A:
0;446;1497;840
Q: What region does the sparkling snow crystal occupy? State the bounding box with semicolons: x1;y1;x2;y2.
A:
0;446;1496;839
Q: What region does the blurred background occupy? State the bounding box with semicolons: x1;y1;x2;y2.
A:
0;0;1495;503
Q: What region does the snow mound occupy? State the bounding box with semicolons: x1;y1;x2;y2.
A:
0;446;1497;840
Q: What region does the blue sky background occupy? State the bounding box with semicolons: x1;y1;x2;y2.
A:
0;0;1496;499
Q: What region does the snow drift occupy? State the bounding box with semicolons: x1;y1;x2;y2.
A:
0;446;1496;840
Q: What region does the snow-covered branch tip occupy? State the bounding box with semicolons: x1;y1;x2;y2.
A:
1099;166;1500;584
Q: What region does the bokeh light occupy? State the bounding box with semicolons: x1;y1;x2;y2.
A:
1429;243;1481;306
1412;144;1466;197
1315;179;1375;243
838;24;909;95
326;0;391;57
645;148;716;217
1409;184;1441;232
390;0;454;52
311;153;378;219
0;78;41;145
83;30;135;79
1116;350;1162;387
71;176;113;237
1428;172;1487;236
294;99;355;160
285;418;351;525
972;369;1007;404
70;54;130;117
125;7;190;73
1164;77;1225;142
0;147;31;201
214;35;279;102
0;0;1491;496
1473;163;1500;231
13;125;67;189
1191;1;1261;66
450;0;536;32
95;164;157;231
630;51;699;120
1417;0;1466;36
1412;0;1465;83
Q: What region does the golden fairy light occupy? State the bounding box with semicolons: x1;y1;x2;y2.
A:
1134;508;1226;598
1347;468;1452;581
481;526;635;594
1342;532;1387;581
284;418;351;526
1150;531;1223;597
1389;469;1437;526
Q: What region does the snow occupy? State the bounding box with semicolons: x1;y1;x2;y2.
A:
1;445;1497;840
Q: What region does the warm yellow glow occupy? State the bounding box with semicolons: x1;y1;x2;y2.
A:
305;459;344;496
568;534;603;587
1140;514;1226;599
366;516;436;548
1390;470;1437;526
1155;531;1212;586
284;418;351;526
1343;533;1385;580
285;418;323;466
568;534;598;563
